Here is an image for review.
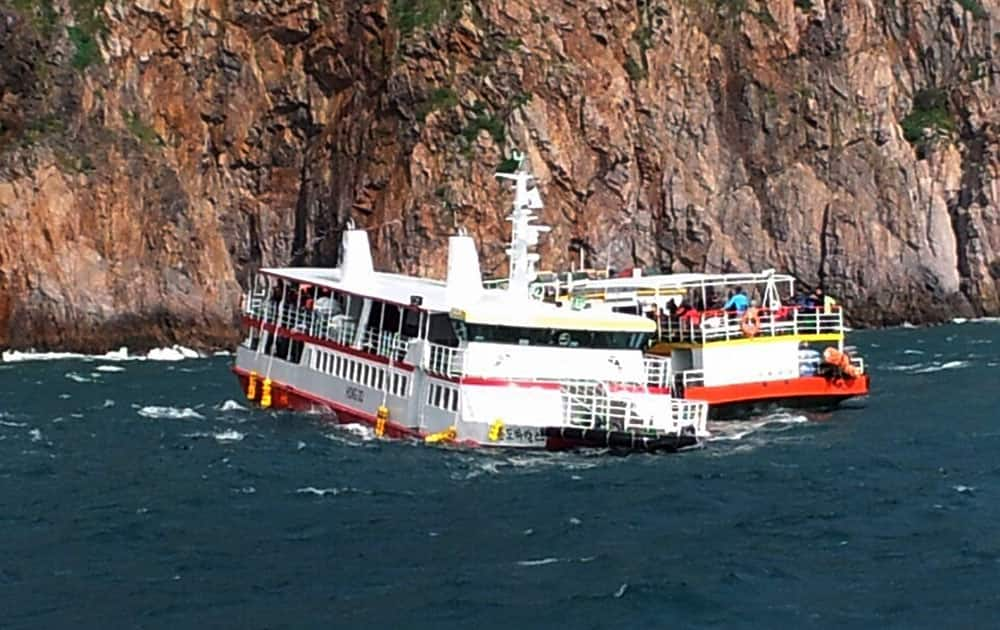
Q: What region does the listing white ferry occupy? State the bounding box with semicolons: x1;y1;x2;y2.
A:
233;170;708;452
518;268;870;417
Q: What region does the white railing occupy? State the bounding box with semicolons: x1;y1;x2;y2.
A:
244;299;420;363
558;380;706;437
643;356;671;388
676;369;705;389
669;399;709;436
658;306;845;344
426;343;465;378
851;356;865;375
360;328;409;361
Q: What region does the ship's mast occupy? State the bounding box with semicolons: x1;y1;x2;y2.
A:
496;152;550;295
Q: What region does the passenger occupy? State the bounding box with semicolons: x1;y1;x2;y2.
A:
805;289;821;313
723;286;750;314
820;288;837;314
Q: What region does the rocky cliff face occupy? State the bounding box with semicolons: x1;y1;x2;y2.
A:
0;0;998;350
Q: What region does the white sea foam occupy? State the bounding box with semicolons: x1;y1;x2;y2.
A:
516;558;560;567
64;372;94;383
708;412;809;442
952;317;968;324
95;365;125;373
29;428;42;442
2;344;203;363
295;486;361;497
214;430;245;442
145;345;201;361
138;406;204;420
0;420;27;428
902;349;925;355
219;400;247;412
953;485;975;494
884;363;924;372
913;360;969;374
102;399;116;408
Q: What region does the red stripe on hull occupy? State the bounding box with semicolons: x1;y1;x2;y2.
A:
683;374;870;406
457;375;669;395
233;367;422;440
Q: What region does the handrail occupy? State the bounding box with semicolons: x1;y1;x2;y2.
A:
558;380;707;436
244;299;416;362
643;356;671;388
658;305;845;344
426;342;465;378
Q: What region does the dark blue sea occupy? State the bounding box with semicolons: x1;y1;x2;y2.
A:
2;321;999;629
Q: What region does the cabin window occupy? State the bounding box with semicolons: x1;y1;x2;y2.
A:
463;324;648;350
428;313;459;347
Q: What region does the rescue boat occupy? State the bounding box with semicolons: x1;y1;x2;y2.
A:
520;268;870;417
232;166;709;451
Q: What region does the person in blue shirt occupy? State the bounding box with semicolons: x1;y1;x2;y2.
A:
723;287;750;314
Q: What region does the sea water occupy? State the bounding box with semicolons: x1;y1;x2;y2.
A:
2;323;999;628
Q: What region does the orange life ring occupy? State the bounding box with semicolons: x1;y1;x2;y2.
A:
740;308;760;337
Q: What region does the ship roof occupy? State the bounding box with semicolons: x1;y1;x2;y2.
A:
261;267;654;333
572;271;798;291
262;267;453;311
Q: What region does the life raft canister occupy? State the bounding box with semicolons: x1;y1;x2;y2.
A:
740;307;761;338
822;347;860;378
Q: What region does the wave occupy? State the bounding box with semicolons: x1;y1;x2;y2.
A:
64;372;94;383
219;400;247;412
145;345;202;361
295;486;365;497
2;345;204;363
214;429;245;442
95;365;125;373
913;360;969;374
708;412;809;442
138;406;205;420
0;420;28;428
516;557;560;567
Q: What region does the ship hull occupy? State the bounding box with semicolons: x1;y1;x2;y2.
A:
682;374;870;419
234;368;699;453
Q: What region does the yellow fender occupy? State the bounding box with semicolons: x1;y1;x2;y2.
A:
424;426;457;444
246;371;258;400
261;378;272;408
375;405;389;438
488;419;504;442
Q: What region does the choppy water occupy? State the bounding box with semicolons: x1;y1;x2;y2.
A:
2;323;999;628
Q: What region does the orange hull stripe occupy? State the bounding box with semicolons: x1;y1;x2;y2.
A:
683;375;870;405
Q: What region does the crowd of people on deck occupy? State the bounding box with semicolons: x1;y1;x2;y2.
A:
658;286;838;329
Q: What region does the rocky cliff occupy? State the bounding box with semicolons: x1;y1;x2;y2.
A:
0;0;998;351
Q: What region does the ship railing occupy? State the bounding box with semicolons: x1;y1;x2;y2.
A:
426;342;465;378
360;328;410;362
558;380;707;436
674;369;705;391
851;356;865;375
657;306;846;344
643;356;671;389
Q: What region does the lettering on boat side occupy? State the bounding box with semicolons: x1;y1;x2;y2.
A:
345;387;365;404
504;426;544;444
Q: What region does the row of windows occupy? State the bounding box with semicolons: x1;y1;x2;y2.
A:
312;349;409;397
426;382;459;412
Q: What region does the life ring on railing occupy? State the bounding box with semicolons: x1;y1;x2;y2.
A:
740;307;761;338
